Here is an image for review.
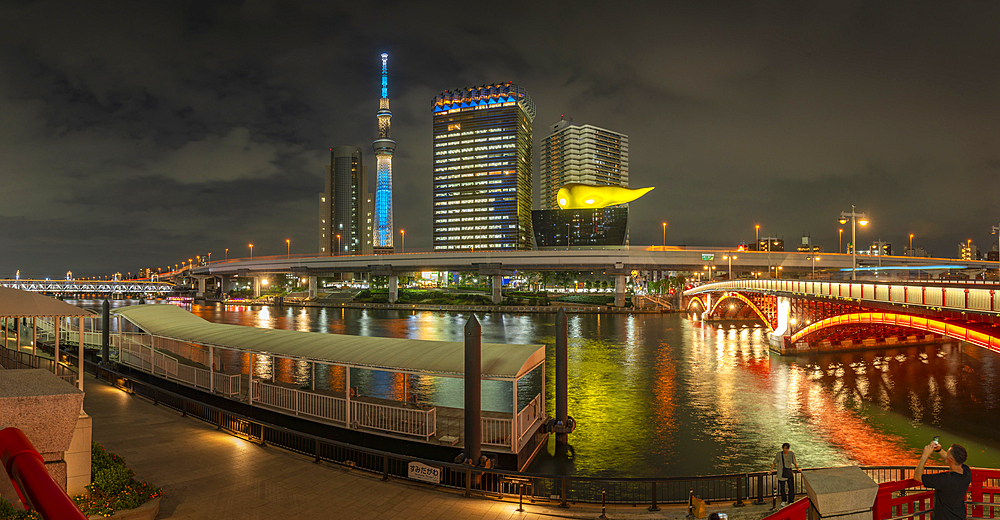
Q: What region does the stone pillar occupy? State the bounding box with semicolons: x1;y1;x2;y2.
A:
253;276;261;298
219;275;231;296
615;274;627;307
802;466;878;520
65;412;92;496
196;276;206;298
701;293;713;320
492;274;502;304
769;296;791;351
308;276;318;299
388;275;398;303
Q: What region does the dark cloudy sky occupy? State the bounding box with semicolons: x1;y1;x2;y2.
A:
2;1;999;277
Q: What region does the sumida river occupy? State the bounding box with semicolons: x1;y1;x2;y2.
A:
78;299;1000;477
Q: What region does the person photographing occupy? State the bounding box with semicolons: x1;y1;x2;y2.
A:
915;437;971;520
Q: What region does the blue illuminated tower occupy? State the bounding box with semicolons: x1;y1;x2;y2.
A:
372;53;395;253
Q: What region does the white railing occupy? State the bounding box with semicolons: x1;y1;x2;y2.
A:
250;380;436;440
153;337;211;367
350;400;436;440
482;417;513;449
119;339;241;397
515;394;543;451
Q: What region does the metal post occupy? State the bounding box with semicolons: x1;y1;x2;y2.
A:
560;477;569;508
464;315;482;465
53;319;59;374
248;353;254;405
209;345;215;394
77;317;84;392
346;365;352;428
101;299;110;365
311;362;315;391
599;488;607;519
32;318;36;357
649;481;660;511
754;473;765;504
555;308;569;445
851;205;857;281
734;474;746;507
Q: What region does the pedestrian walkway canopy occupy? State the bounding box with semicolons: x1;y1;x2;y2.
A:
0;287;94;317
113;304;545;380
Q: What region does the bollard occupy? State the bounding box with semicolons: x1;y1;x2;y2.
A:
465;468;472;498
517;483;524;512
599;488;608;520
315;439;321;463
649;481;660;511
560;477;569;508
382;454;389;481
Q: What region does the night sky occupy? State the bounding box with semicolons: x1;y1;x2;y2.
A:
2;1;999;277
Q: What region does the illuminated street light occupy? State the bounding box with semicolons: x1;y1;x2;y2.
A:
755;224;760;247
909;234;914;255
249;243;254;261
723;253;737;280
662;222;667;249
400;229;405;253
286;239;291;259
336;234;341;256
838;205;869;280
839;229;843;253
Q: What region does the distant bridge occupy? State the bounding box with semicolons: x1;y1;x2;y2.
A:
0;279;175;296
684;279;1000;354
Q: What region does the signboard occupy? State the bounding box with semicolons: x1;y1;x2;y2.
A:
701;254;715;261
408;461;442;484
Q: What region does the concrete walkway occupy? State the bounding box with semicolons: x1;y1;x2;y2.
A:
83;372;778;519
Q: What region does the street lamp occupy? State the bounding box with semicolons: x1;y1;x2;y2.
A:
755;224;760;247
225;248;229;261
723;253;737;280
249;243;253;261
810;255;820;278
839;229;843;253
909;234;914;255
662;222;667;249
838;205;869;281
207;252;211;263
400;229;405;253
336;234;341;255
286;239;290;259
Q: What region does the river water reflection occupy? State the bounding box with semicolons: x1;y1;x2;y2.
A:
81;300;1000;478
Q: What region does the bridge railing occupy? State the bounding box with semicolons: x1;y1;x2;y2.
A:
690;279;999;314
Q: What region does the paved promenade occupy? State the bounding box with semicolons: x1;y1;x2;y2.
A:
83;372;776;519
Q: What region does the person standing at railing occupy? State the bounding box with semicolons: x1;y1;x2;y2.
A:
915;441;971;520
770;442;800;507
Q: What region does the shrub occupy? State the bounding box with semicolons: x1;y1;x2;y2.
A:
73;443;162;517
0;498;41;519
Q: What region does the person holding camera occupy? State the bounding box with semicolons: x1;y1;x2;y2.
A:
770;443;800;506
915;437;971;520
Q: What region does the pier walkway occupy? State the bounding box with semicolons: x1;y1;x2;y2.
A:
82;370;773;519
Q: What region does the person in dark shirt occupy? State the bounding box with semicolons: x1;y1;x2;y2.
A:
915;440;971;520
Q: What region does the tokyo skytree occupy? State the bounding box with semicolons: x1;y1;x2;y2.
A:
372;52;395;252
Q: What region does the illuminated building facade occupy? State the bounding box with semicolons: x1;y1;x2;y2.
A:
318;146;370;255
372;53;395;253
432;82;535;251
540;118;628;210
532;206;629;249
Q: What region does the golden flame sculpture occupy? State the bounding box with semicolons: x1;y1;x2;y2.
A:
556;183;654;209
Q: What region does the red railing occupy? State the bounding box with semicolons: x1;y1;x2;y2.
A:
762;468;1000;520
0;427;87;520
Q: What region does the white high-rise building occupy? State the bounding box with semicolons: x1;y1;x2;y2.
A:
540;118;629;210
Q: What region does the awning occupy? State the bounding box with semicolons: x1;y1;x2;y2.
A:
0;287;95;317
113;304;545;380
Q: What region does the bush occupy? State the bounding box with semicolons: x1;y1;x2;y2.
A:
73;443;162;517
553;294;615;305
0;498;41;519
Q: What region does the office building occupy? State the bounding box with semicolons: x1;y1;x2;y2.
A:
373;53;395;253
532;206;628;249
319;146;369;255
540;118;628;210
960;242;981;260
432;82;535;251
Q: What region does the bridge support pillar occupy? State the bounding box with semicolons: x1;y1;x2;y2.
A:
769;296;792;353
218;275;231;297
615;275;627;307
196;276;206;298
388;275;398;303
492;275;502;304
308;276;317;299
253;277;262;298
701;294;713;320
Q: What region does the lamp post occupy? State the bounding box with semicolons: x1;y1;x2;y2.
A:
249;243;253;261
566;223;571;248
755;224;760;248
336;234;341;256
662;222;667;249
207;252;211;263
723;253;737;280
286;239;290;259
400;229;405;253
838;205;869;281
839;229;843;253
225;248;229;261
909;234;914;256
810;255;819;278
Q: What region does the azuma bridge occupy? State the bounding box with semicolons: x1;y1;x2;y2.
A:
685;279;1000;354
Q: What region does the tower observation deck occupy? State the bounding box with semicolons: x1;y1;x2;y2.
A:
373;53;395;253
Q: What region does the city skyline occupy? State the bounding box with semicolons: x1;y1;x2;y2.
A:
2;2;1000;275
